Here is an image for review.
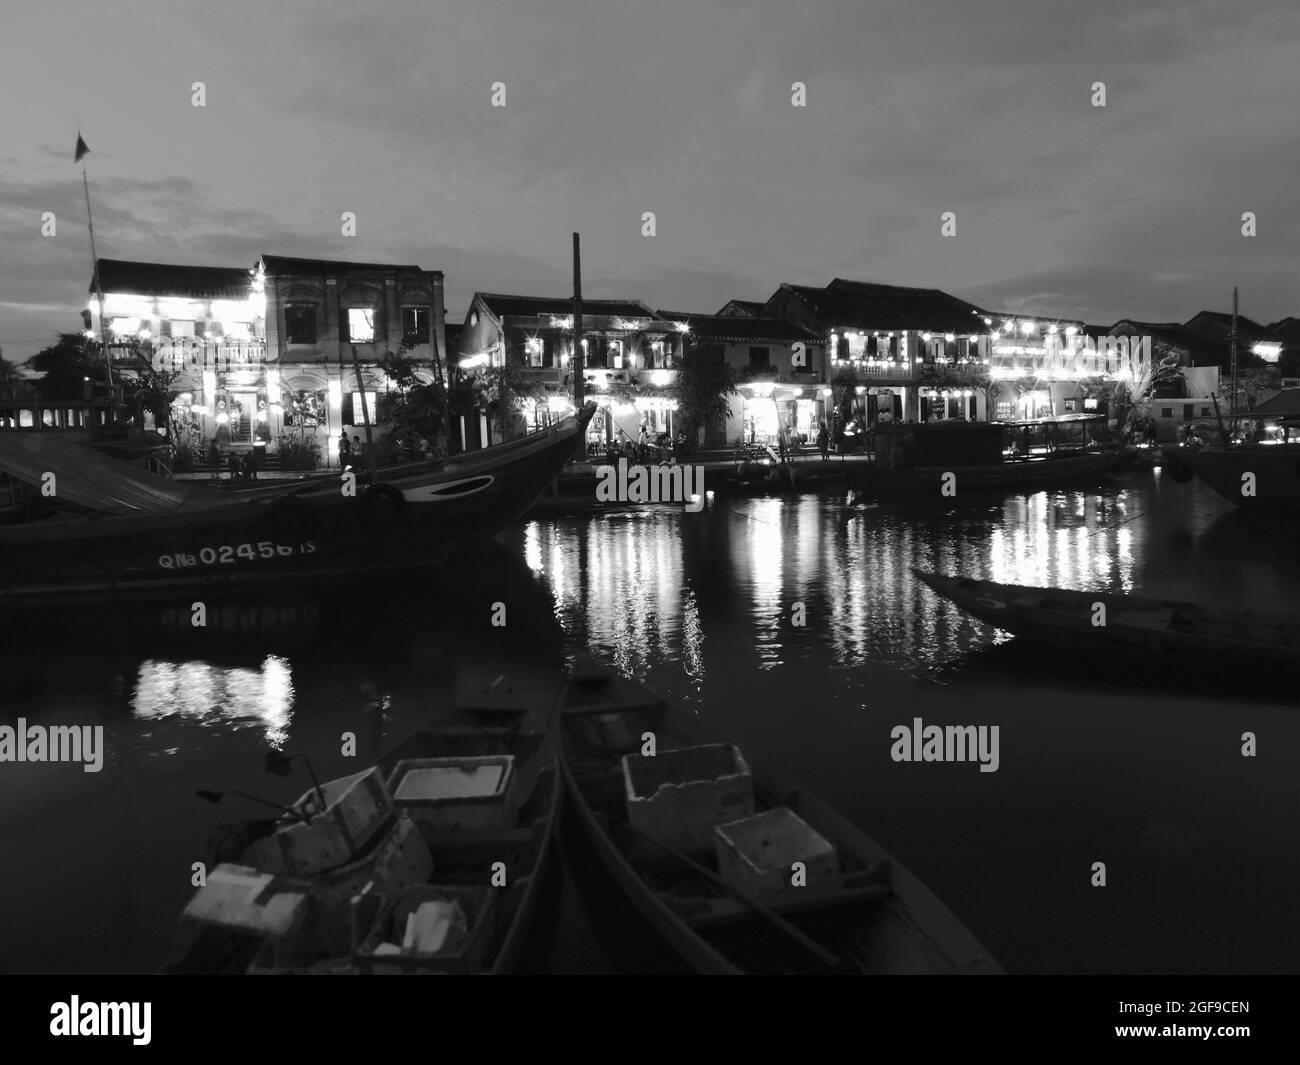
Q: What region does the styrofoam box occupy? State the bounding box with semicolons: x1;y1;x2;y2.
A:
251;766;394;877
714;807;840;898
622;743;754;857
386;755;517;832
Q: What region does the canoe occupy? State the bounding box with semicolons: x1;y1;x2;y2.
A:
164;672;563;975
556;655;1001;975
914;568;1300;671
0;405;594;601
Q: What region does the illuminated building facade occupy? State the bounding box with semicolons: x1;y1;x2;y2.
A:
457;293;685;450
86;256;445;463
758;279;993;427
655;312;825;446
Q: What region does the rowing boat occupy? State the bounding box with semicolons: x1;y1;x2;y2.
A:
914;568;1300;671
556;655;1001;974
165;671;563;974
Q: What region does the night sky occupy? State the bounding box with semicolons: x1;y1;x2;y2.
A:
2;0;1298;362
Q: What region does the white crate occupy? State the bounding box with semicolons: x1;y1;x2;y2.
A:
622;744;753;857
714;807;840;898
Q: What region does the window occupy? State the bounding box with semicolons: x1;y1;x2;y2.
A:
402;307;430;343
610;340;624;369
286;305;316;345
344;392;379;425
749;346;770;369
170;320;195;338
1161;407;1173;418
346;308;376;344
1200;406;1211;417
1183;404;1193;421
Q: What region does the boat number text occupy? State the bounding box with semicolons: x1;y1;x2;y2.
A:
158;541;318;568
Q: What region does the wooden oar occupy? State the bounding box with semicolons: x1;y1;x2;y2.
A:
594;810;843;974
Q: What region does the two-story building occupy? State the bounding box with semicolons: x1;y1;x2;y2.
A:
655;312;825;446
86;255;445;463
457;293;685;449
758;279;992;426
260;255;445;459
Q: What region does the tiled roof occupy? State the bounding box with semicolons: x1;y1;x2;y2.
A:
1183;310;1267;334
1250;388;1300;416
260;255;429;276
93;259;251;299
716;299;765;316
474;293;657;321
781;278;988;332
656;311;819;343
1106;320;1195;349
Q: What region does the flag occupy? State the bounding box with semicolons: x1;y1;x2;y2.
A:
74;134;90;163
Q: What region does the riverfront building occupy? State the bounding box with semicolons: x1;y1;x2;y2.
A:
84;256;446;463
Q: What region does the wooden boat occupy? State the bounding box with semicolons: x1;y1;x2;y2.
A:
164;671;563;975
914;568;1300;671
557;655;1001;974
0;405;594;601
1162;426;1300;511
846;414;1120;495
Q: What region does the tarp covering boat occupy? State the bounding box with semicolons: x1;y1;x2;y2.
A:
0;432;237;513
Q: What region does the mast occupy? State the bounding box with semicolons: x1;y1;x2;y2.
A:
1229;286;1239;436
80;140;114;420
572;232;585;460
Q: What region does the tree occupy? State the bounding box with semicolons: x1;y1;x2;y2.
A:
669;347;738;455
0;350;33;401
26;333;98;402
477;360;544;441
1112;340;1181;435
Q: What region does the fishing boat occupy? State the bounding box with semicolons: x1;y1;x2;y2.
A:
845;414;1120;496
164;670;563;975
0;404;594;601
1160;288;1300;510
1162;413;1300;511
557;655;1001;975
914;569;1300;672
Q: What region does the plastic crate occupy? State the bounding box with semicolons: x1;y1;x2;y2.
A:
354;884;497;974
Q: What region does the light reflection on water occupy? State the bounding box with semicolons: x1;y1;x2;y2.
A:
513;476;1253;687
131;655;295;750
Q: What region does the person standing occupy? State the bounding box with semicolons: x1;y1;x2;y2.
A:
338;434;352;469
816;419;830;460
637;422;649;463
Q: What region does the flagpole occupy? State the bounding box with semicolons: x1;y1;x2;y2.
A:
79;132;114;421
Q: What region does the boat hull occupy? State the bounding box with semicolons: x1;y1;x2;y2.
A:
0;410;592;600
1165;444;1300;510
558;661;1001;975
847;449;1119;495
914;569;1300;671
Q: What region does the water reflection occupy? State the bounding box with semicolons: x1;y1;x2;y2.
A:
506;472;1295;684
132;655;294;749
